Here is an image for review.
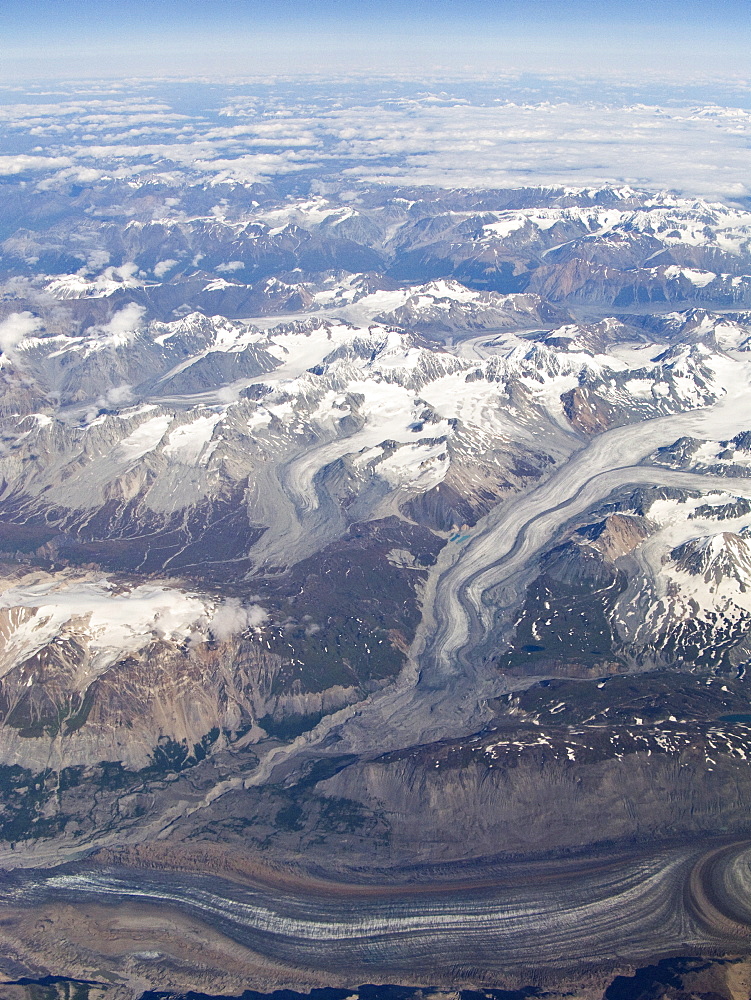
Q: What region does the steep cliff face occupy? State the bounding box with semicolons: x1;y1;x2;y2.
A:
316;741;751;864
0;633;361;772
162;663;751;869
7;958;751;1000
0;564;370;772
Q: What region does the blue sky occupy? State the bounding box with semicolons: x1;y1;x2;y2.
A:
1;0;748;78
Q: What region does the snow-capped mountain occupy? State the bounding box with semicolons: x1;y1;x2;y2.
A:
6;74;751;997
2;170;751;901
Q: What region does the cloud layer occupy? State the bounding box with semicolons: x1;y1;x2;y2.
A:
0;311;42;353
0;80;749;202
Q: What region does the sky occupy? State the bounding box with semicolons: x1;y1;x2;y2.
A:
1;0;749;79
0;0;748;204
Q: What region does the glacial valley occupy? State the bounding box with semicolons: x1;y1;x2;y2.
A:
2;77;751;999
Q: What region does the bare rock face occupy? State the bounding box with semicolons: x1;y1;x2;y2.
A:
561;386;617;433
0;564;368;771
314;737;751;865
587;513;650;561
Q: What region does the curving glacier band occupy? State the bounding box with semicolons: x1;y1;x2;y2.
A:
5;838;751;980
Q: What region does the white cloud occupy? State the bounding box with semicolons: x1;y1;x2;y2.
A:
98;384;134;407
325;101;751;201
0;311;42;353
209;598;268;640
153;259;178;278
216;260;245;273
198;152;306;185
87;249;111;271
102;263;142;285
0;83;750;203
99;303;146;344
203;122;319;146
35;165;105;190
0;154;72;175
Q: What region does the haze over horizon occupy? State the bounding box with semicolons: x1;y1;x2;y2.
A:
1;0;749;80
